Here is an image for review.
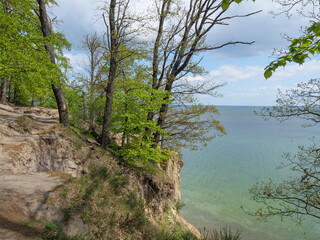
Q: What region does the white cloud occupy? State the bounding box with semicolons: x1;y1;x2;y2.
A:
209;65;263;83
50;0;105;48
64;52;87;72
206;0;309;59
271;60;320;81
206;60;320;84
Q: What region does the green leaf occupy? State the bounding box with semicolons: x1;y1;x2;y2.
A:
292;54;306;64
311;22;320;36
234;0;242;3
264;69;273;79
221;0;229;10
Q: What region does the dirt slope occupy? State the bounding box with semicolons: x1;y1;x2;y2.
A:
0;104;201;240
0;104;67;240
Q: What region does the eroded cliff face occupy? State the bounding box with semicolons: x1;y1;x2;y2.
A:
0;105;85;177
0;103;199;239
0;104;88;239
135;152;200;237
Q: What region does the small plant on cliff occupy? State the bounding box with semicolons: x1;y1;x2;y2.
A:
201;227;241;240
176;201;186;214
42;222;83;240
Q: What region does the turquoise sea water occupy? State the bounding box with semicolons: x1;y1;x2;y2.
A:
180;106;320;240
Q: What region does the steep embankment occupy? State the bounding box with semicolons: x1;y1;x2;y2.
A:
0;104;199;239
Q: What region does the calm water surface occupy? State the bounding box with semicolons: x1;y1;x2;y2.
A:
180;106;320;240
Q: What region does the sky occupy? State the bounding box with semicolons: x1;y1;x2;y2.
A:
50;0;320;106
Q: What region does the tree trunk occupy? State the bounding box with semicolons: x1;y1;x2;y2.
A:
0;2;10;105
101;55;117;148
101;0;117;149
0;78;9;104
82;91;88;120
52;84;69;126
154;80;173;145
145;0;171;136
8;81;13;102
37;0;70;127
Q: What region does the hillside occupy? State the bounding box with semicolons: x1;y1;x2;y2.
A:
0;103;199;239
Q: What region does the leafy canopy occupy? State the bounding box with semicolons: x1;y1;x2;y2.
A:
0;0;70;105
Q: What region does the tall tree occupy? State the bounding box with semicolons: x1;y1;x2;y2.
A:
1;0;51;106
100;0;135;149
0;78;8;104
37;0;70;127
0;0;10;104
147;0;260;145
78;32;104;125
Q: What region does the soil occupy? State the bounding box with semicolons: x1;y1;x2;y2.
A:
0;104;63;240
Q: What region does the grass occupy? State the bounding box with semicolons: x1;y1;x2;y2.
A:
40;123;242;240
176;201;186;213
15;115;34;133
70;123;96;140
42;222;83;240
201;227;241;240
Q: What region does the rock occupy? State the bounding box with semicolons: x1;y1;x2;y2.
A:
63;215;88;237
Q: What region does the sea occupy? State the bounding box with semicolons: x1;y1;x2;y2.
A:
180;106;320;240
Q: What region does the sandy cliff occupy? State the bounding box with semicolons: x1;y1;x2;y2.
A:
0;103;199;239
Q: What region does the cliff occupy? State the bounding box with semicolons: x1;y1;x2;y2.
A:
0;104;200;239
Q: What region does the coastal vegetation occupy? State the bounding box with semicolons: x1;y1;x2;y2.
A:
0;0;259;164
0;0;259;239
246;0;320;225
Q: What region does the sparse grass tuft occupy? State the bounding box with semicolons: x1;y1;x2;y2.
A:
176;201;186;213
15;115;34;133
201;227;241;240
42;222;83;240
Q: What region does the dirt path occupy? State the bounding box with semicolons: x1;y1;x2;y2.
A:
0;104;64;240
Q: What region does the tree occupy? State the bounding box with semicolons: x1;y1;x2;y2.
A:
264;0;320;79
37;0;70;127
78;32;104;125
248;80;320;222
111;58;172;164
0;78;8;104
100;0;135;149
257;79;320;126
247;0;320;223
145;0;259;145
246;141;320;222
0;0;71;115
0;0;10;104
0;0;50;105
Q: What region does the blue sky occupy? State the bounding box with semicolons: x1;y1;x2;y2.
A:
50;0;320;106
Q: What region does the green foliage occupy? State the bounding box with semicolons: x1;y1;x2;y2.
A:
202;227;241;240
42;222;83;240
221;0;255;11
0;0;70;106
165;103;226;151
257;2;320;223
265;21;320;79
175;201;186;213
110;56;173;164
64;82;85;125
